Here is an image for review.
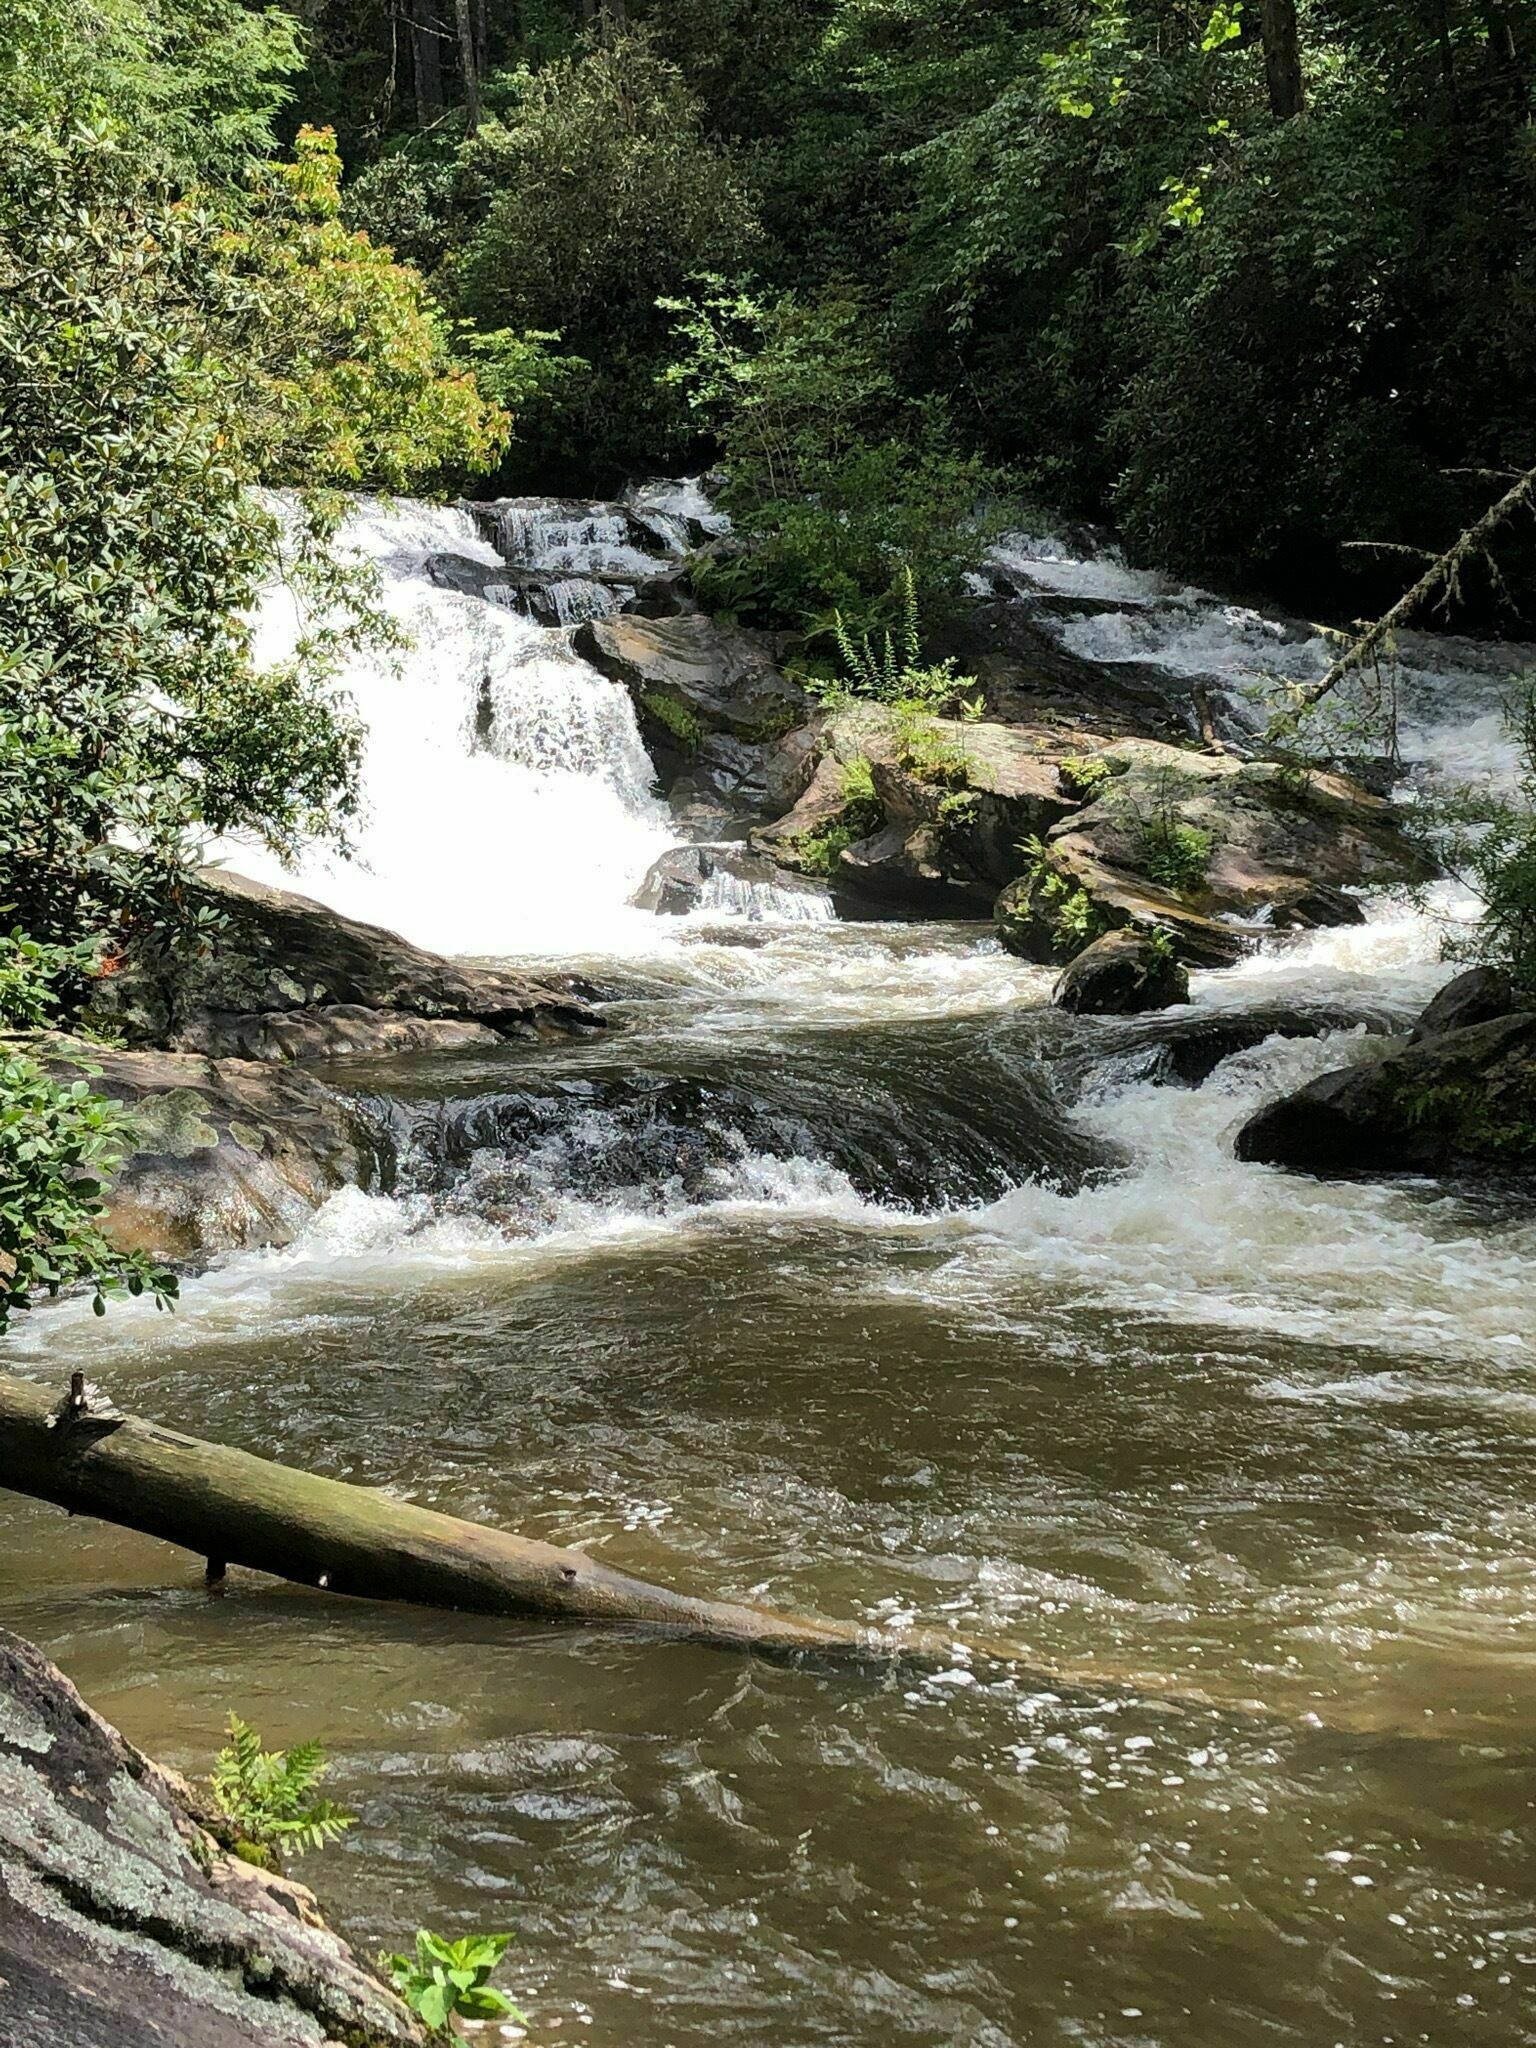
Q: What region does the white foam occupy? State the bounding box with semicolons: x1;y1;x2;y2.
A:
217;498;676;955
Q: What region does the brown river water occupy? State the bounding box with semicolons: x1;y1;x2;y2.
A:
7;500;1536;2045
5;919;1536;2048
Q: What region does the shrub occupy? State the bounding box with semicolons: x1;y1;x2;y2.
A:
0;1048;177;1334
453;30;755;466
663;285;996;633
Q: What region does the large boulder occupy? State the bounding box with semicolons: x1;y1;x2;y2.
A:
996;740;1429;967
56;1044;384;1264
1236;982;1536;1175
1053;929;1190;1015
751;705;1079;915
0;1627;421;2048
85;868;597;1059
575;612;808;748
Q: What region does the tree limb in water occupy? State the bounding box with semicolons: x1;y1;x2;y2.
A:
1266;462;1536;743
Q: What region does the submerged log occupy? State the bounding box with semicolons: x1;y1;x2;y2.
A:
0;1370;910;1664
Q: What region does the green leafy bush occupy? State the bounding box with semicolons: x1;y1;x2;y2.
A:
664;284;996;633
0;1050;177;1333
1140;818;1213;895
453;30;755;467
382;1929;526;2035
210;1715;357;1862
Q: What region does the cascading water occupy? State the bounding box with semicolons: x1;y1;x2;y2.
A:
220;498;678;955
13;509;1536;2048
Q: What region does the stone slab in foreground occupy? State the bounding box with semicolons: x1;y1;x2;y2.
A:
0;1627;420;2048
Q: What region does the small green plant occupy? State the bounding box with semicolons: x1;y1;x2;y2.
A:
382;1930;527;2036
892;702;973;787
811;567;975;712
1014;836;1108;957
1058;753;1116;800
839;754;878;806
210;1716;357;1863
1141;817;1212;893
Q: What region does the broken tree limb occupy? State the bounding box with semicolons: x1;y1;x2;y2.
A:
0;1370;873;1657
0;1371;1002;1672
1265;460;1536;743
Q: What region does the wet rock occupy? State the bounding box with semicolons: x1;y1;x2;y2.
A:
1053;929;1190;1015
1407;964;1515;1043
51;1043;385;1265
574;613;807;749
633;844;829;919
1235;1009;1536;1175
85;868;597;1059
0;1627;421;2048
996;739;1429;968
753;705;1077;915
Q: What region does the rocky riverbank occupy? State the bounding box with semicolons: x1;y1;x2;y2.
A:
0;1628;422;2047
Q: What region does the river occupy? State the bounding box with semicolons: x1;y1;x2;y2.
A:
3;501;1536;2046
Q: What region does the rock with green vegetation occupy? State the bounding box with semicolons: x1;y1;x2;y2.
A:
996;740;1429;967
575;613;808;750
84;868;596;1059
0;1626;422;2048
55;1045;383;1266
753;705;1077;913
1053;928;1191;1015
1236;975;1536;1175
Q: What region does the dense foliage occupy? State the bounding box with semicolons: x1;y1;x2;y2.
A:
0;1;506;1324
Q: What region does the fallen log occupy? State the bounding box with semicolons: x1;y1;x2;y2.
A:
0;1370;938;1666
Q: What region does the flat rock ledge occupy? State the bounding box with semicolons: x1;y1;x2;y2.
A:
85;868;599;1061
0;1626;421;2048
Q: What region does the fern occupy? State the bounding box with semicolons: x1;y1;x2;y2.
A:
211;1715;357;1859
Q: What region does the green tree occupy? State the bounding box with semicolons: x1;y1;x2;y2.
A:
664;282;994;632
451;28;758;466
226;125;510;490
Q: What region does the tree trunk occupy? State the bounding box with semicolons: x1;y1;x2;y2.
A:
0;1371;931;1665
412;8;444;126
454;0;481;133
1258;0;1305;118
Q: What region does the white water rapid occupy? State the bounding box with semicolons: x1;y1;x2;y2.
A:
220;499;678;955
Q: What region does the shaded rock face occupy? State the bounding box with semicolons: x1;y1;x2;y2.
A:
1053;929;1190;1016
996;740;1429;968
1407;964;1514;1043
751;706;1078;916
576;612;807;747
86;868;596;1061
0;1627;420;2048
67;1046;384;1265
574;613;810;832
1236;978;1536;1175
632;844;830;919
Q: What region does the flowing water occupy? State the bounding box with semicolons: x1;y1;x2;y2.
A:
7;505;1536;2046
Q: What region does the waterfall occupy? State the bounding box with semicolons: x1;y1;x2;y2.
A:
221;498;675;957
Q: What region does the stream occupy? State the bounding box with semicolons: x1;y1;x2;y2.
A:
4;503;1536;2046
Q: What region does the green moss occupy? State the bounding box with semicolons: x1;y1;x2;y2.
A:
639;687;704;751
